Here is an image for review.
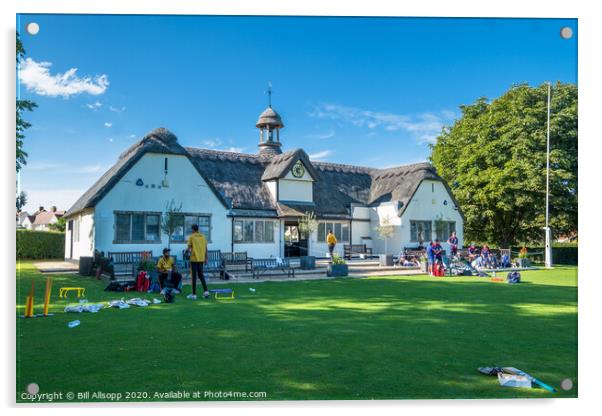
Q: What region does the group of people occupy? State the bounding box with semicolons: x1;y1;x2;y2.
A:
156;224;211;300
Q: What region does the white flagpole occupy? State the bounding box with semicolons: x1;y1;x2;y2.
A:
545;82;553;268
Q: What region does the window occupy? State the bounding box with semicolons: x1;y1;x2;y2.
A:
317;222;325;242
243;220;254;242
146;215;160;241
182;214;212;242
435;221;456;241
410;220;432;243
114;212;162;243
73;219;80;242
233;219;275;243
317;222;349;242
115;214;130;242
170;215;185;242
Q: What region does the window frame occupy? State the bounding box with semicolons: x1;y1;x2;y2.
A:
233;219;276;244
317;221;350;243
171;212;212;243
410;220;433;243
113;211;163;244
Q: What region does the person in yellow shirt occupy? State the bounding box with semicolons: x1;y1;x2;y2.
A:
326;229;337;261
186;224;208;300
156;248;182;294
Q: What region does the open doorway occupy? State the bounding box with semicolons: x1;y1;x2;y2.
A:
284;221;308;258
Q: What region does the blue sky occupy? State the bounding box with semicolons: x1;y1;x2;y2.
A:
16;15;577;212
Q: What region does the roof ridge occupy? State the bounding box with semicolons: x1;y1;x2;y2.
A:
373;161;432;172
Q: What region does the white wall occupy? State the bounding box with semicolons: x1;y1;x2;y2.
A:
64;210;95;259
92;153;230;257
370;202;403;255
278;167;313;202
399;179;464;253
265;180;277;201
366;180;463;255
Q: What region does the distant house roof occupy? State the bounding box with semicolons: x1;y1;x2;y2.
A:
32;211;63;225
65;128;461;219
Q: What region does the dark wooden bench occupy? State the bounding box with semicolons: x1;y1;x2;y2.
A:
343;244;373;259
251;258;295;279
222;252;253;271
403;248;425;258
107;251;152;282
182;249;226;279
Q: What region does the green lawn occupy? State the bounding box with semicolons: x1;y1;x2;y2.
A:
16;262;577;402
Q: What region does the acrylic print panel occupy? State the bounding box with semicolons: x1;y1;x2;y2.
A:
15;14;577;403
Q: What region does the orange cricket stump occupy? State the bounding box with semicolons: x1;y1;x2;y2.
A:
23;280;35;318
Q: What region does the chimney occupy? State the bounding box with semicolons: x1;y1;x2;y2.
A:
51;206;57;212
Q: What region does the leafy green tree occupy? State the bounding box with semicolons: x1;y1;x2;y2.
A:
16;190;27;212
161;200;183;248
16;32;38;172
48;216;66;232
430;82;577;247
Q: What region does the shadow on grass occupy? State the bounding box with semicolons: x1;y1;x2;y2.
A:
15;264;577;401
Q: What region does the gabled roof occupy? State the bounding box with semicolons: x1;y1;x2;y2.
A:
33;211;61;225
65;128;229;217
66;128;461;220
261;149;319;181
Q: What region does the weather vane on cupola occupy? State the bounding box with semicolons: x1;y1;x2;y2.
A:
256;81;284;156
266;81;273;107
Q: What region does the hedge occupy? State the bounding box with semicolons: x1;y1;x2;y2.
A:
16;229;65;260
510;245;578;265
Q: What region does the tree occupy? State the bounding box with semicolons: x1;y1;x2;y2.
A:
16;32;38;172
161;200;183;248
430;82;577;247
16;190;27;212
298;211;318;238
48;216;66;232
376;215;395;254
298;211;318;256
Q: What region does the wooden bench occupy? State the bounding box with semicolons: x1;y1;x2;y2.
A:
251;258;295;279
107;251;152;282
222;252;253;272
343;244;373;259
403;247;425;258
181;249;226;279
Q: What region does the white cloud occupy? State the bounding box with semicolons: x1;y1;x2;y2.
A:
129;134;137;139
202;138;222;148
73;164;109;174
26;162;65;171
19;57;109;98
86;101;102;110
306;129;336;140
109;105;126;113
22;188;86;213
223;146;244;153
104;122;113;128
108;138;114;142
309;103;456;144
201;138;244;153
23;162;108;174
308;150;333;160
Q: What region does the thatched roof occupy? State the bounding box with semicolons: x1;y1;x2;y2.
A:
261;149;319;181
65;128;228;217
256;106;284;128
66;128;461;220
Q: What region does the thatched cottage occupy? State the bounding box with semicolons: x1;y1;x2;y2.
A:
63;105;463;260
